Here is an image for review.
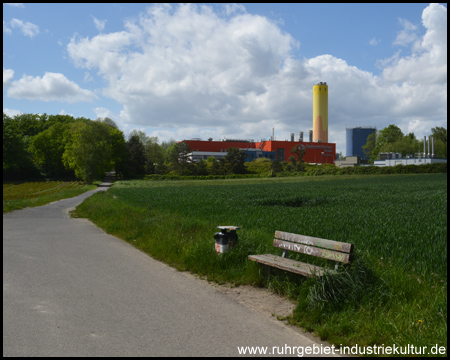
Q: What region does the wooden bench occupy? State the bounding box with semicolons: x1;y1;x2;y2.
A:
248;231;354;278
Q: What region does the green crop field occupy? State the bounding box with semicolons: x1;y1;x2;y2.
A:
73;174;447;355
3;180;97;213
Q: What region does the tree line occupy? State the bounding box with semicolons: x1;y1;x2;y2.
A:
362;124;447;162
4;113;123;183
3;113;249;183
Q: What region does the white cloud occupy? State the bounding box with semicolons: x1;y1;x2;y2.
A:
3;20;12;34
92;16;107;32
421;3;447;60
3;68;15;86
93;107;117;120
393;18;419;46
68;4;297;129
65;3;446;153
375;50;401;69
58;109;74;117
5;3;25;8
222;3;246;16
382;4;447;85
9;18;39;38
369;37;380;46
7;72;98;103
2;108;23;117
83;71;94;82
67;31;132;79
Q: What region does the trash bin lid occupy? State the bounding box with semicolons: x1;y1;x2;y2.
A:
217;226;240;230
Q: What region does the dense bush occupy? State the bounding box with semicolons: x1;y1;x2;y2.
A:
302;162;447;177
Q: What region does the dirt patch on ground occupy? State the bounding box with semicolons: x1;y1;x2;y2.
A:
180;271;297;320
212;283;297;319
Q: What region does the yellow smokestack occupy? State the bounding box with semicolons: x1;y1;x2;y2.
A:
313;82;328;143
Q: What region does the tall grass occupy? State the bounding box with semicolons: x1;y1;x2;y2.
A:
72;174;447;355
3;181;98;213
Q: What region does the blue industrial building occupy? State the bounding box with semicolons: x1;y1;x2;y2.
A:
243;149;276;162
346;127;376;160
187;149;276;163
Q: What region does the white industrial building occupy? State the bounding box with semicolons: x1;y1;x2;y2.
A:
374;157;447;167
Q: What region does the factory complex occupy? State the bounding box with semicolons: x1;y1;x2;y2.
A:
182;82;335;165
180;82;446;167
183;137;336;165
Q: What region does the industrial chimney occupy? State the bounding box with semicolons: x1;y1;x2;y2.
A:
313;82;328;143
309;130;313;142
299;131;304;142
431;136;435;158
424;136;427;157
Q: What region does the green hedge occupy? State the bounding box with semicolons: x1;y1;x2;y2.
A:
141;162;446;181
143;173;263;181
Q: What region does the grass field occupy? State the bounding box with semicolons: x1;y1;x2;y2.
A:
3;180;98;213
72;174;447;355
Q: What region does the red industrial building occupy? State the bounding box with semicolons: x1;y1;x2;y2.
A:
182;139;336;164
257;140;335;164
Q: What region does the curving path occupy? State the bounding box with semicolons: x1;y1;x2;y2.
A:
3;180;337;356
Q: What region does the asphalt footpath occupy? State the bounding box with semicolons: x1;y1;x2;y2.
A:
3;179;340;357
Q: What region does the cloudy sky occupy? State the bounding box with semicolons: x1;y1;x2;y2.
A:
3;3;447;155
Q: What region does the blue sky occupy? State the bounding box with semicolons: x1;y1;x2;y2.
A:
3;3;447;155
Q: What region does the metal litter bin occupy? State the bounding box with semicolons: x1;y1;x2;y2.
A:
214;226;240;254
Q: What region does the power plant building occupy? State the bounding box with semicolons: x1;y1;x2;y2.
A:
346;127;376;160
180;82;336;165
182;139;336;164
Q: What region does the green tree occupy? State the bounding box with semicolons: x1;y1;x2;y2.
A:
165;141;193;174
28;121;75;177
431;127;447;145
223;147;246;174
271;158;284;173
209;158;221;175
44;114;78;131
290;145;306;171
380;133;420;156
177;141;192;174
12;113;48;137
362;132;376;160
145;138;160;174
3;113;40;179
196;159;209;176
160;140;178;171
125;135;146;176
99;117;118;129
432;139;447;158
62;121;117;183
370;125;404;162
431;127;447;158
128;129;149;146
109;128;127;177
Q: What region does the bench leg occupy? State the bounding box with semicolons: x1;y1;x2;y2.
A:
264;265;271;277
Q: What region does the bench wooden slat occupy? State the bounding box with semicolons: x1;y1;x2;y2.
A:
248;254;336;278
248;230;354;278
275;231;353;254
273;239;351;263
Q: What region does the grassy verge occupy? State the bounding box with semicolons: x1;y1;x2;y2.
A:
71;174;447;356
3;180;99;213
